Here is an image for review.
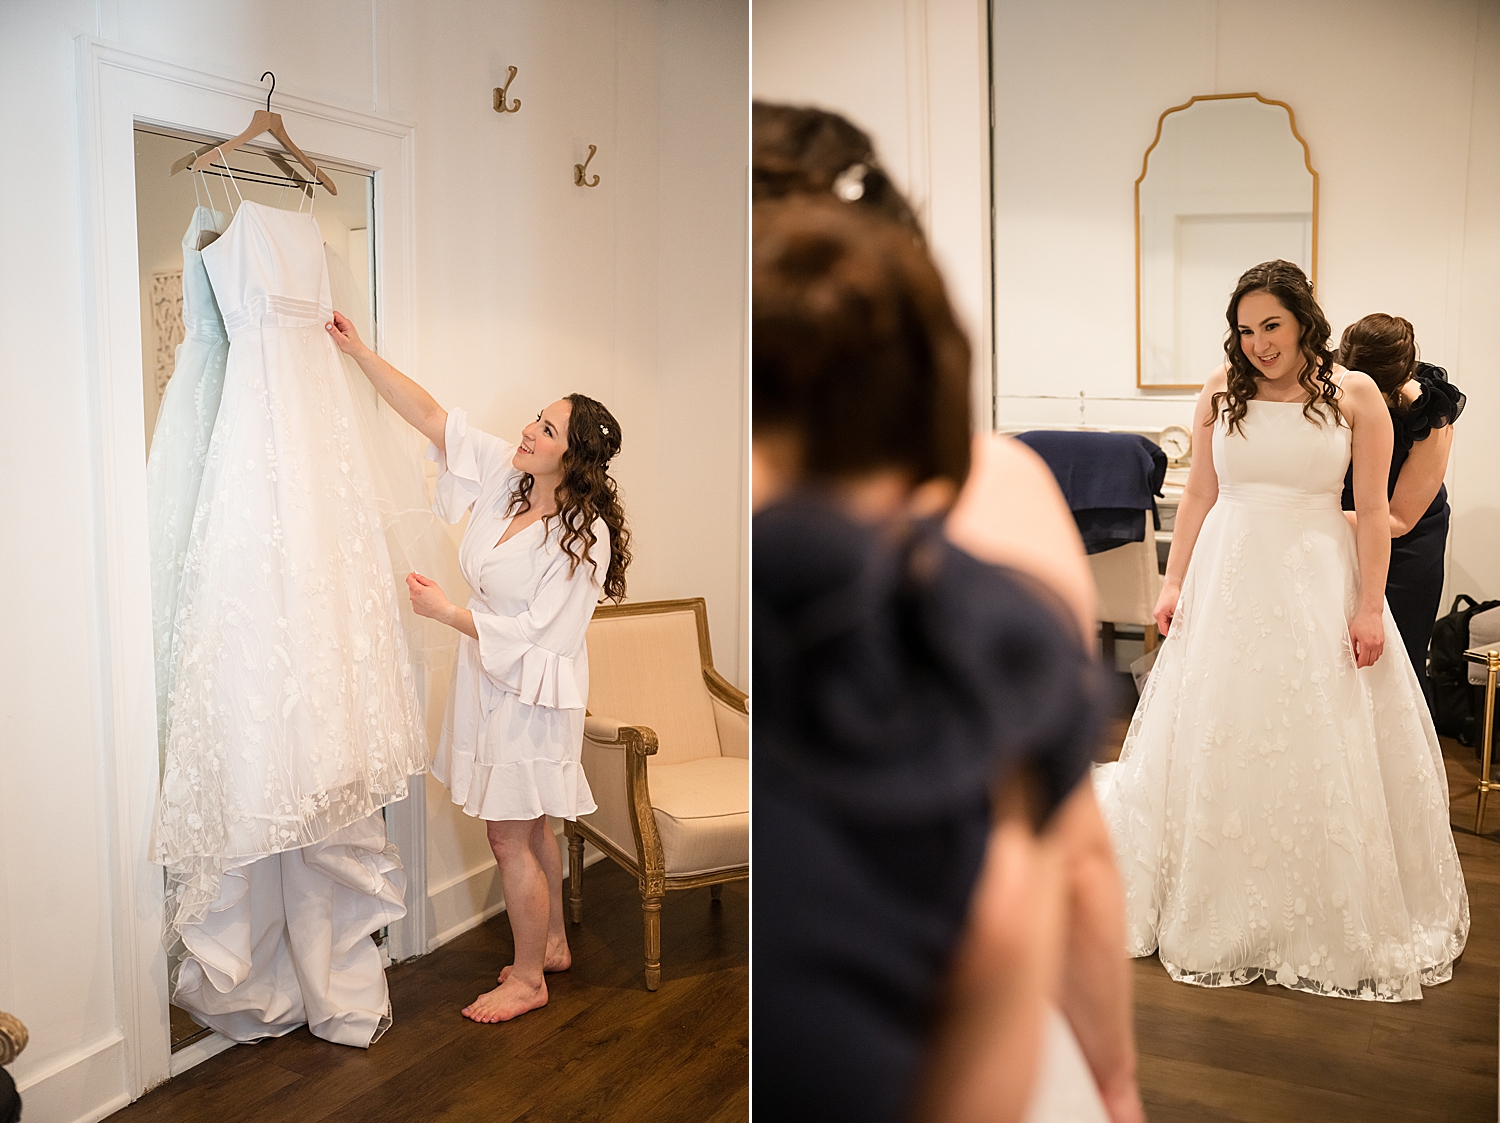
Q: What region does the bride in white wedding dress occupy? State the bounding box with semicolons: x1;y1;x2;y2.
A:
1097;260;1469;1002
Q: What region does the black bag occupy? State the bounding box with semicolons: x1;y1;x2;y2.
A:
1429;594;1500;744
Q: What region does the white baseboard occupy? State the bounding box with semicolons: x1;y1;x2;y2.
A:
425;840;608;953
168;1030;237;1077
11;1032;129;1123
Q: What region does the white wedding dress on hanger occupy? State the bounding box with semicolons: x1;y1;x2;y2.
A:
152;175;433;1046
146;204;229;758
1096;395;1469;1001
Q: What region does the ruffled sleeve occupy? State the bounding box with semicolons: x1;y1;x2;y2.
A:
425;407;516;523
1394;363;1466;452
471;521;609;710
753;495;1106;821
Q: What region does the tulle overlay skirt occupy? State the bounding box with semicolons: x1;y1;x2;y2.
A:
1097;494;1469;1001
151;323;430;936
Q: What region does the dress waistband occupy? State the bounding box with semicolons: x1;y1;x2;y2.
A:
183;313;227;343
221;294;332;337
1216;485;1341;512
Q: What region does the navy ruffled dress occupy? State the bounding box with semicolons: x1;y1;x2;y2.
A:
752;493;1105;1122
1341;363;1466;703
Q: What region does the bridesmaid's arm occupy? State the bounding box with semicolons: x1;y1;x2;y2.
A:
1153;370;1224;636
946;434;1096;642
1345;373;1395;668
325;311;448;451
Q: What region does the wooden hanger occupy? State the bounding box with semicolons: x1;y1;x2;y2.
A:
176;72;338;196
170;141;315;197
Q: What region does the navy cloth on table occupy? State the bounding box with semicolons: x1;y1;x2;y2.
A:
1015;430;1167;554
752;492;1107;1123
1341;363;1466;705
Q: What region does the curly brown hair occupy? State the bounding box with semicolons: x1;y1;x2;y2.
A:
506;394;631;601
1338;313;1417;413
1212;259;1339;436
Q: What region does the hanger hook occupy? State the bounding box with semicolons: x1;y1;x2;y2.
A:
261;71;276;113
574;144;600;188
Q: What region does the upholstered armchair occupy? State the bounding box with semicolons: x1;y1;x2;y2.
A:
1091;511;1163;661
565;598;748;990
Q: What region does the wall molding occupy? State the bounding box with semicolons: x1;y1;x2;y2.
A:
12;1032;128;1123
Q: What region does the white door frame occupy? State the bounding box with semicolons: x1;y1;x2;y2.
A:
74;36;427;1098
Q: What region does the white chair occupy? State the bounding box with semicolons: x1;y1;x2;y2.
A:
1089;511;1163;660
564;598;748;990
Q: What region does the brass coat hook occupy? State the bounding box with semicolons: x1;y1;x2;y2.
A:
493;66;520;113
574;144;600;187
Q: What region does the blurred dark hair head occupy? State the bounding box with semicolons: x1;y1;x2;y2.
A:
752;100;924;238
754;194;971;490
1338;313;1417;411
1213;258;1338;435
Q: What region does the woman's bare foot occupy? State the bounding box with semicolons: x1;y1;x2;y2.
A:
498;938;572;983
461;975;548;1024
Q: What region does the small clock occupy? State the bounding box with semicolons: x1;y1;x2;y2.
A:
1158;424;1192;466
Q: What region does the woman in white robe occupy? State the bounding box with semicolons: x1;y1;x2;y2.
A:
326;311;631;1023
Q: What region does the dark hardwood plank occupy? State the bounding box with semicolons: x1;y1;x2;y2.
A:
109;863;747;1122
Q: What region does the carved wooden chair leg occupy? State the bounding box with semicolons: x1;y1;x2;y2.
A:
565;823;585;924
642;894;663;991
710;883;722;901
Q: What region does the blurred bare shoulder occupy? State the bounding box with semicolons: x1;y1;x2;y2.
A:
945;434;1096;641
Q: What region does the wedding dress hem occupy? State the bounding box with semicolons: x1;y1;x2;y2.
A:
1136;949;1456;1003
173;812;407;1049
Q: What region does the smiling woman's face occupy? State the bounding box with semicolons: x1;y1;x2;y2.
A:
514;399;571;476
1237;290;1305;384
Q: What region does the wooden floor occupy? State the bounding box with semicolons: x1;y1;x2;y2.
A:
1104;718;1500;1123
112;862;747;1123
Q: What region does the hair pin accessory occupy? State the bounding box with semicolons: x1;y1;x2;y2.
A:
832;162;869;202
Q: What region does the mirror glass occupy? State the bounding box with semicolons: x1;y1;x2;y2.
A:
1136;95;1316;388
133;127;375;453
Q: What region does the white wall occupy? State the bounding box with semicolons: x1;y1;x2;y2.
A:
991;0;1500;599
756;0;1500;600
0;2;746;1119
753;0;994;423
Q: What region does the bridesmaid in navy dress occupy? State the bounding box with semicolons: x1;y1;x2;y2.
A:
1339;314;1465;705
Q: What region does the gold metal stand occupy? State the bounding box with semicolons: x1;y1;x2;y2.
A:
1466;645;1500;834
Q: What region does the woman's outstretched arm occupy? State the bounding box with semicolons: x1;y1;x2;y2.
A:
1154;369;1224;636
326;311;448;450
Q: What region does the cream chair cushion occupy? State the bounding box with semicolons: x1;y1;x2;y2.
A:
584;609;721;766
1088;512;1162;627
649;756;749;875
711;695;748;759
579;727;635;857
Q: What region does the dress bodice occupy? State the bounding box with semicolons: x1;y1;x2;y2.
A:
181;206;227;343
1213;400;1350;509
200;200;332;339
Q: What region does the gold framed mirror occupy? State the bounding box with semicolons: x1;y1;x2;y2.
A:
1136;93;1318;389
